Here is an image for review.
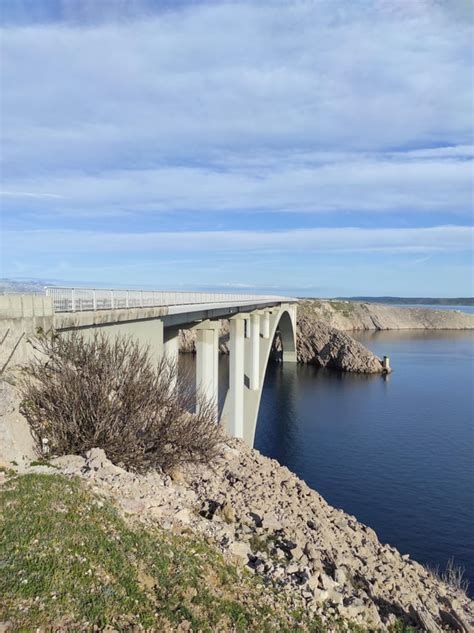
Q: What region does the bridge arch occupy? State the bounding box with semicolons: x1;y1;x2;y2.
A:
221;303;297;446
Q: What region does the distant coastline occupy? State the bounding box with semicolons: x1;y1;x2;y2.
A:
335;296;474;307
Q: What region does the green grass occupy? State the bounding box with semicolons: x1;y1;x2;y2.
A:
0;473;333;631
328;301;355;317
28;458;59;468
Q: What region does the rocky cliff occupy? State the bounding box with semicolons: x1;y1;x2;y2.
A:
301;300;474;331
296;311;384;373
18;441;473;632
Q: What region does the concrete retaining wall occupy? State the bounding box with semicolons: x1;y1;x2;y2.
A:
0;295;54;374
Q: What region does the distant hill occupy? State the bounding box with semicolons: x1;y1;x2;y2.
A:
0;278;51;294
337;297;474;307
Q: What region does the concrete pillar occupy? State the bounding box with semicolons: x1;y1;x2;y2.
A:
282;303;298;362
213;327;219;404
283;349;298;362
244;317;251;338
195;320;220;421
229;315;245;438
163;327;180;364
249;312;260;390
262;310;270;339
163;327;180;389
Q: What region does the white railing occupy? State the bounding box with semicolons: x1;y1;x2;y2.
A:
45;287;293;313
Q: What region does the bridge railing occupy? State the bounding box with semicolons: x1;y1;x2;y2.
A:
45;287;292;313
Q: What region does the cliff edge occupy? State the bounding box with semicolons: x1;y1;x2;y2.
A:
302;300;474;331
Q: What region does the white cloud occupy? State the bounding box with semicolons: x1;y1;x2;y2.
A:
0;1;472;295
1;1;472;178
2;152;471;215
4;225;472;255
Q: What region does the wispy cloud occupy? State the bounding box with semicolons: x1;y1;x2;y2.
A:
0;1;472;294
2;153;471;216
0;190;64;199
1;1;471;175
4;225;472;255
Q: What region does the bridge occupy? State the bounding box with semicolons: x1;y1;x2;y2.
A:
0;288;298;446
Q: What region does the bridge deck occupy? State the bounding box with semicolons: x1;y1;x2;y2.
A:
45;287;295;313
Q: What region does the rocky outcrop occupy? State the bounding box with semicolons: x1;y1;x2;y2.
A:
0;377;36;470
296;312;384;373
301;300;474;331
36;442;473;632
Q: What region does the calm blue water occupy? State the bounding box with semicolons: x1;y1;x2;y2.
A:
254;330;474;595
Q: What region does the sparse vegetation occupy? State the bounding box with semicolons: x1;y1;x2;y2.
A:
0;473;332;631
20;331;221;472
428;558;469;595
328;301;354;318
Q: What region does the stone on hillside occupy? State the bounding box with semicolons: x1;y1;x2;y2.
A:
335;567;348;585
174;508;192;524
85;447;108;469
220;501;236;524
320;572;337;590
228;540;251;566
409;604;443;632
51;454;86;472
166;465;185;483
119;498;146;514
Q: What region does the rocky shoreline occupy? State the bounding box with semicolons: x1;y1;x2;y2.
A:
301;301;474;332
17;441;473;632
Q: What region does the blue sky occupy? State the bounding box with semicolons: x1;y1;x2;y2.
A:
0;0;473;296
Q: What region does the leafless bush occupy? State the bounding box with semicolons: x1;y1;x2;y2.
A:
428;558;469;595
20;330;222;472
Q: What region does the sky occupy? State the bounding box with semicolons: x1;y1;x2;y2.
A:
0;0;473;297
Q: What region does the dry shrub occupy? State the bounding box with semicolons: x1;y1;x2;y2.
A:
428;558;469;595
20;330;222;472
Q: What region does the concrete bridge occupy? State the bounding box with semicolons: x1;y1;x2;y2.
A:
0;288;298;446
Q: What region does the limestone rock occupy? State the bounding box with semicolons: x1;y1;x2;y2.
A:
296;312;384;374
166;465;185;483
51;454;86;472
228;540;250;566
220;501;236;524
299;299;474;332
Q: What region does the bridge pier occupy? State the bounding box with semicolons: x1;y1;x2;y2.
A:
163;326;180;389
249;312;260;390
194;320;220;422
262;310;270;339
163;327;180;361
229;315;245;438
